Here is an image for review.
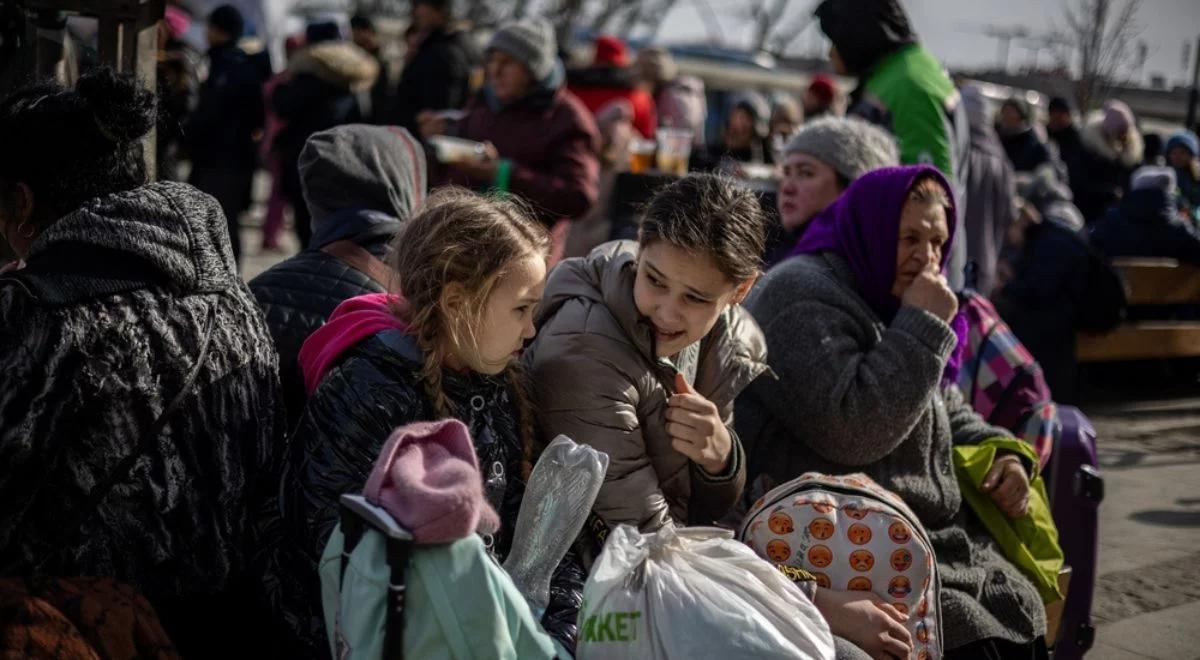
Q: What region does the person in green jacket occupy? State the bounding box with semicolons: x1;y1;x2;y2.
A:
816;0;971;288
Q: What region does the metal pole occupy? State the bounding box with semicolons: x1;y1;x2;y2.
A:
1187;35;1200;132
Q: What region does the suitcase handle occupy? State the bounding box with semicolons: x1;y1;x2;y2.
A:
1073;465;1104;504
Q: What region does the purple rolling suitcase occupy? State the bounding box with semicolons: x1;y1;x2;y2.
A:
1045;405;1104;659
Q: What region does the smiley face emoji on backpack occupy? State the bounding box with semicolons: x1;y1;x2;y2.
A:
888;576;912;599
809;517;834;540
766;539;792;562
807;545;833;568
891;548;913;571
849;549;875;571
916;620;929;644
889;521;911;543
847;523;872;545
768;511;795;535
813;572;832;589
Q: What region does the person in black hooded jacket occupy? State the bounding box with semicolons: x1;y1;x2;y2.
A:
0;68;280;657
250;124;426;432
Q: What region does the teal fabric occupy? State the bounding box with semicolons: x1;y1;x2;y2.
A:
953;437;1065;603
321;526;560;659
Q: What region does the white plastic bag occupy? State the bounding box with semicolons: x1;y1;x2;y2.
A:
577;525;835;660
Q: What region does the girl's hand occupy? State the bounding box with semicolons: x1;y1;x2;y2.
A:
666;373;732;474
814;588;913;660
982;453;1030;518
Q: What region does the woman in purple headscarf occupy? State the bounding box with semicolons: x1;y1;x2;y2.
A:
736;166;1049;659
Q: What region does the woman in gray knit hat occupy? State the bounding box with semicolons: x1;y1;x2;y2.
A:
765;116;899;266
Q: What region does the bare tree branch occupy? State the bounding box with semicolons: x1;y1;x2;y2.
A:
1055;0;1144;111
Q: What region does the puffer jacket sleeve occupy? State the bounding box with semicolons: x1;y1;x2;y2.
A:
527;336;674;532
282;354;425;563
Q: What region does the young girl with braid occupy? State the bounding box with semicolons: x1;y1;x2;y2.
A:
259;188;584;656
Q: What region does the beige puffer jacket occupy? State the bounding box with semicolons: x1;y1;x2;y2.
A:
524;241;770;532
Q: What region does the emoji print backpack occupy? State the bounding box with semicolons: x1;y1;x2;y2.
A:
739;472;943;659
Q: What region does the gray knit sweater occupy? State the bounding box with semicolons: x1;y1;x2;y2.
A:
735;253;1045;650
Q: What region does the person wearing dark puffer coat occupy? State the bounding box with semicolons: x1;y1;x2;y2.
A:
1090;166;1200;265
0;69;280;658
250;124;425;431
272;24;380;248
258;189;585;658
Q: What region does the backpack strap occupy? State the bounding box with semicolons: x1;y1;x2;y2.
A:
384;537;412;660
321;240;400;293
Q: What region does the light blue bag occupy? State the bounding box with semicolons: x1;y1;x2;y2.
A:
320;494;564;660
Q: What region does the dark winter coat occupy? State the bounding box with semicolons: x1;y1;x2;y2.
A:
259;329;584;656
1090;187;1200;265
735;252;1046;650
1000;127;1056;173
186;42;266;170
0;182;281;654
271;42;380;178
1074;120;1144;223
249;223;396;431
389;27;476;132
1048;122;1087;190
451;84;601;226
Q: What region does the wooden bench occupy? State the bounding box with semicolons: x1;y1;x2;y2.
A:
1076;258;1200;363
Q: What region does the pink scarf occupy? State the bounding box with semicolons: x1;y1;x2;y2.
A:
299;293;410;394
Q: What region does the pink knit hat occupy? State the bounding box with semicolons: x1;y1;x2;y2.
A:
1102;100;1134;136
363;419;500;544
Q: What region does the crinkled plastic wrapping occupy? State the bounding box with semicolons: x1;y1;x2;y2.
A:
503;435;609;610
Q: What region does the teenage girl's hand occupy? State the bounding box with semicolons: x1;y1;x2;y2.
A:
982;453;1031;518
814;588;913;660
666;373;732;474
0;260;24;274
901;268;958;323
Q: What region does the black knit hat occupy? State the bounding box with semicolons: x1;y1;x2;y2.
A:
413;0;454;15
1048;96;1073;114
207;4;244;40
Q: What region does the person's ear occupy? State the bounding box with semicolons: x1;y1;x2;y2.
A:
14;183;34;225
439;281;467;320
730;272;760;306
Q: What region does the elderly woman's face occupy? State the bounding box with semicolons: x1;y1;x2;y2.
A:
891;184;950;298
487;50;535;105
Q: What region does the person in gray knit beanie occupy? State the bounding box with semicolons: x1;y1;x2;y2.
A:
487;18;559;86
765;116;898;266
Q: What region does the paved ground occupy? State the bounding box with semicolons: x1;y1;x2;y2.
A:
236;212;1200;659
1084;393;1200;660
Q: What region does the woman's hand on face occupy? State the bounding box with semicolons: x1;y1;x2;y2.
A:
0;260;25;274
901;268;958;323
666;373;732;474
982;453;1031;518
814;588;913;660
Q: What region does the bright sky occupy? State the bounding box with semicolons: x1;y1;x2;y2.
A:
654;0;1200;87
